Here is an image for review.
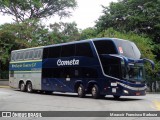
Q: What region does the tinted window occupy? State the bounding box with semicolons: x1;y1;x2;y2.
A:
75;43;93;57
114;40;141;59
94;40;117;54
61;44;75;57
42;67;98;78
44;46;61;58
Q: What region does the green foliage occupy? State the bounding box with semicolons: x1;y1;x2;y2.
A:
0;0;77;22
96;0;160;61
49;22;80;43
79;27;97;40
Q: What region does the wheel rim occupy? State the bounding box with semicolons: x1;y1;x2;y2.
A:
27;84;32;92
20;83;24;90
92;86;97;96
78;86;82;95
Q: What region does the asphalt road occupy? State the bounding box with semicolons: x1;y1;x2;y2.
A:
0;87;160;120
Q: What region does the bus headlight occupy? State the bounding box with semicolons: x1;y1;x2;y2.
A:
123;90;129;94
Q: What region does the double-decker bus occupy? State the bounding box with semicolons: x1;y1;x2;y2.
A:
9;38;154;99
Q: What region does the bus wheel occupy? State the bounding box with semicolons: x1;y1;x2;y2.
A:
20;82;26;92
91;84;100;99
113;95;120;99
26;82;33;93
77;84;85;98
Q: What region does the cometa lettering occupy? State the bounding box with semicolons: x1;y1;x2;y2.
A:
57;59;79;66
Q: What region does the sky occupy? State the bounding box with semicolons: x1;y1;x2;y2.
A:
0;0;118;29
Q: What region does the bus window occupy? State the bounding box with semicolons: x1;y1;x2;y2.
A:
11;53;16;61
37;50;42;59
46;46;61;58
16;52;20;61
43;48;49;58
94;40;117;54
75;43;93;57
19;52;24;60
61;44;75;57
34;49;42;59
28;50;34;60
24;51;29;60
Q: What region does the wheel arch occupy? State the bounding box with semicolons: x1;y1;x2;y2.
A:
19;80;25;89
87;80;98;93
74;80;83;93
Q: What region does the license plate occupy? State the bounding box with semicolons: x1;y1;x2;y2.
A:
136;92;140;95
136;82;141;84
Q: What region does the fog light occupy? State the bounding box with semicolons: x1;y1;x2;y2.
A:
124;90;128;94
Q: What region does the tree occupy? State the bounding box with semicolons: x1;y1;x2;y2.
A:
49;22;80;43
0;0;77;23
79;27;97;40
96;28;159;78
0;19;53;47
95;0;160;60
0;25;29;74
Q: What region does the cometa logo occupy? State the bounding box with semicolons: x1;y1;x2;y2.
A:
57;59;79;66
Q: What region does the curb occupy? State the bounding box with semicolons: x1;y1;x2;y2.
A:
0;86;10;88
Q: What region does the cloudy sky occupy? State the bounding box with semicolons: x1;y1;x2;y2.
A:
0;0;117;29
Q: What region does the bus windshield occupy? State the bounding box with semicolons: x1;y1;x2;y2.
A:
122;63;145;81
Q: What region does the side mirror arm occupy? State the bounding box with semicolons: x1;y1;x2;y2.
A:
143;58;155;70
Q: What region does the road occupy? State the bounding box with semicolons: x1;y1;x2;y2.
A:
0;87;160;120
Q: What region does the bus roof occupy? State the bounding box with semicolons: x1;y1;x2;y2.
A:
11;38;132;52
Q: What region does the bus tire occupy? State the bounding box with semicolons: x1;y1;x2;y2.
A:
113;95;120;99
19;82;26;92
77;84;85;98
91;84;100;99
26;82;33;93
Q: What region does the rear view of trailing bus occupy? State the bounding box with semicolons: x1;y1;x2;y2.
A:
9;38;154;99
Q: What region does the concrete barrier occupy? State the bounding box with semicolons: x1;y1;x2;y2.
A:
0;79;9;86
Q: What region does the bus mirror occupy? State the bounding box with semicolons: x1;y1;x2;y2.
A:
143;58;155;70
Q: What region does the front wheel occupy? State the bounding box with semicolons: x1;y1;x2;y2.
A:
77;84;85;98
91;84;100;99
26;82;33;93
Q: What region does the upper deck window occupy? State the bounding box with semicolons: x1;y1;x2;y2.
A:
61;44;75;57
75;43;93;57
34;49;42;59
114;39;141;59
94;40;117;55
43;46;61;58
11;53;16;61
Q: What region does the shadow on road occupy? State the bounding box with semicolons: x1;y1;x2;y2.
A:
15;89;143;101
